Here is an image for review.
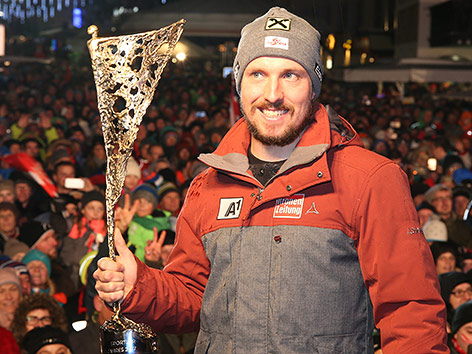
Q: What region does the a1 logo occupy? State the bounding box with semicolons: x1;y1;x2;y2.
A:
217;198;243;220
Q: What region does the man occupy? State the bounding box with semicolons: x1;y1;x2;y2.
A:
439;271;472;330
95;7;447;353
425;184;472;249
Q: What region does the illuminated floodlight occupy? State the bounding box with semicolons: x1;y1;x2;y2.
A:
176;52;186;61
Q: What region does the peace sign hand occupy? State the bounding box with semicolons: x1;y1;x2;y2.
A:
144;228;166;263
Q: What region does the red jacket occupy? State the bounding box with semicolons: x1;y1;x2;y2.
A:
121;103;448;353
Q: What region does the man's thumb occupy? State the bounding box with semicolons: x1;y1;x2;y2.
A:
114;228;133;259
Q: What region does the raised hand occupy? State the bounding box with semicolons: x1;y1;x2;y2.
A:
144;228;166;263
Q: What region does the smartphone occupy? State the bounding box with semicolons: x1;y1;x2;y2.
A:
195;111;206;118
64;177;85;189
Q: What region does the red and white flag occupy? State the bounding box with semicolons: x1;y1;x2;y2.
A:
3;153;58;198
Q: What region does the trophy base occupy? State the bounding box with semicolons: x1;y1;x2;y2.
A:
100;315;159;354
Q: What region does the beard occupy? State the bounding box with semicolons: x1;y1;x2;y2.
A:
240;99;315;147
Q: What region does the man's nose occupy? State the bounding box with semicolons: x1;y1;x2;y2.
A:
263;77;283;105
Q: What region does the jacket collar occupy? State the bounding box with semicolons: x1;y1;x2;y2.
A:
198;103;362;184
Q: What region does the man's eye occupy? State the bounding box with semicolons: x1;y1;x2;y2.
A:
284;72;297;79
252;72;263;78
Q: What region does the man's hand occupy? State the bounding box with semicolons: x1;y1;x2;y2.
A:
94;228;137;304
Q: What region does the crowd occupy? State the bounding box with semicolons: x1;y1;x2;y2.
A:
0;57;471;353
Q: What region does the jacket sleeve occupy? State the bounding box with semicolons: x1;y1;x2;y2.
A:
120;211;210;333
354;161;449;354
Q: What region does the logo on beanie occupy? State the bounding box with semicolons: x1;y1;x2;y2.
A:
314;64;323;83
265;17;291;31
265;36;289;50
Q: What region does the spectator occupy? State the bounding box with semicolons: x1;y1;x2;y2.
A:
61;190;106;289
11;293;68;345
0;268;22;331
157;182;181;217
449;300;472;353
116;184;171;262
431;242;459;275
425;184;472;249
0;256;31;295
0;180;16;204
0;202;20;253
22;325;72;354
417;201;437;227
439;271;472;330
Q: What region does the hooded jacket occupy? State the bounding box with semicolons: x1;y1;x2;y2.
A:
120;103;448;353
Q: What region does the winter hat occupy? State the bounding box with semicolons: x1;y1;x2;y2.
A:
416;201;436;213
132;183;159;209
127;156;142;179
157;182;180;202
23;326;71;354
422;214;448;242
451;300;472;334
453;168;472;185
80;190;105;209
453;185;472;200
22;249;51;277
438;271;471;305
160;126;179;146
430;241;458;263
18;221;54;249
4;239;29;260
0;268;21;290
233;7;323;98
0;255;29;277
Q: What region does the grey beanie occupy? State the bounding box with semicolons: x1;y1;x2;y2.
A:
233;7;323;98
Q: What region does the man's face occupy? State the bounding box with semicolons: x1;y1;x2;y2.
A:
15;182;32;203
34;231;58;258
431;190;453;219
24;141;40;158
454;323;472;352
53;165;75;189
449;282;472;309
240;57;314;147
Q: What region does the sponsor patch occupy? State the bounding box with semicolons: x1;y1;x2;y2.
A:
408;227;423;235
274;194;305;218
217;198;243;220
264;36;289;50
265;17;291;31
